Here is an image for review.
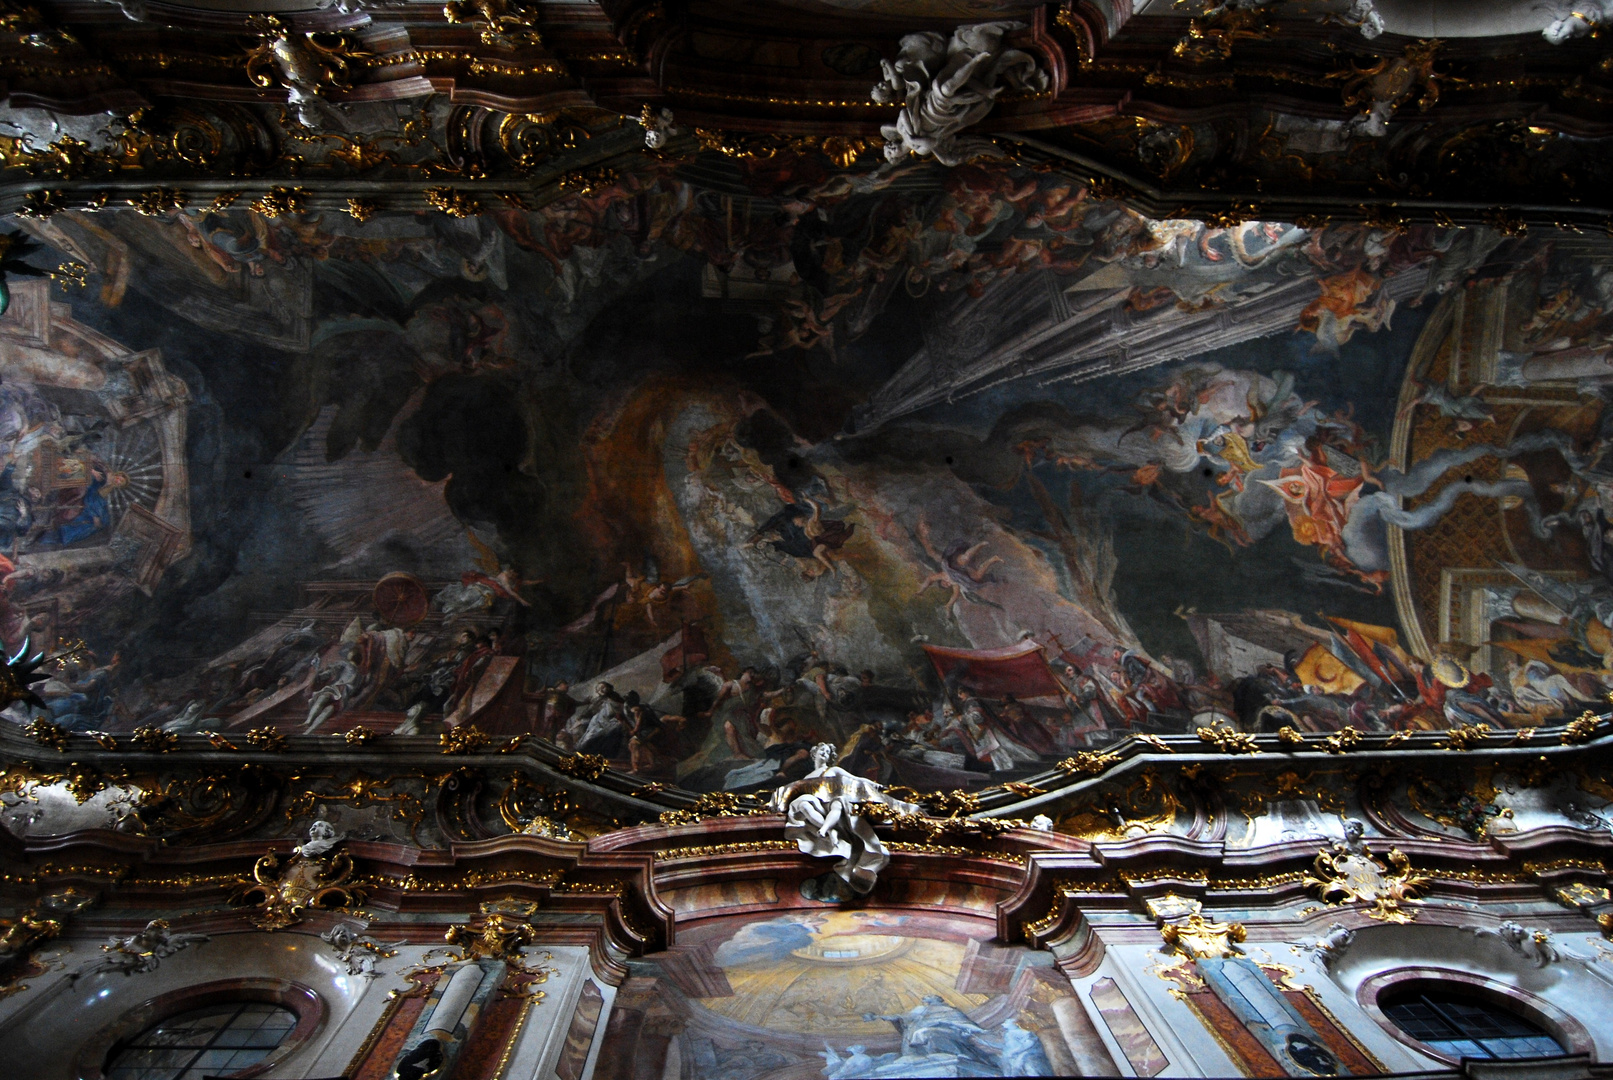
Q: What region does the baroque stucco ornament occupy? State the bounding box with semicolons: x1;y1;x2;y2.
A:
77;919;209;978
871;22;1048;166
771;742;921;896
232;821;364;930
1149;895;1248;960
321;923;395;978
1305;819;1428;922
244;16;365;128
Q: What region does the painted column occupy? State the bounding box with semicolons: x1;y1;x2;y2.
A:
1052;994;1123;1077
389;959;505;1080
1197;957;1344;1077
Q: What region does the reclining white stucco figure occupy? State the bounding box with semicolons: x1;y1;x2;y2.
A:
771;742;921;895
871;22;1048;166
1544;0;1613;42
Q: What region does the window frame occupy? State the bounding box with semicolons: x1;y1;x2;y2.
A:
1356;968;1590;1066
77;979;325;1080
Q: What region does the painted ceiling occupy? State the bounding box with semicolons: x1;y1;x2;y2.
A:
1;150;1610;800
0;0;1609;806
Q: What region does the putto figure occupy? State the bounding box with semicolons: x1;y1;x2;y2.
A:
771;742;921;897
871;22;1048;166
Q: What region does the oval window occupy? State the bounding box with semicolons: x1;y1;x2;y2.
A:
105;1001;299;1080
1381;987;1565;1061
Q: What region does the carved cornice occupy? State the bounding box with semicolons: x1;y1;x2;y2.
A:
0;2;1605;221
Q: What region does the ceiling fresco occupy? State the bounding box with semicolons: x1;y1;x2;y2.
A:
1;154;1611;799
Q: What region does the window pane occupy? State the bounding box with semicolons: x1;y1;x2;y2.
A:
221;1048;272;1070
210;1028;254;1048
107;1003;298;1080
240;1027;290;1049
1426;1038;1490;1059
1484;1036;1565;1060
1382;989;1564;1062
189;1049;237;1071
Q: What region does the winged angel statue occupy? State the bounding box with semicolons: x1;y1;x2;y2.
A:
871;22;1048;166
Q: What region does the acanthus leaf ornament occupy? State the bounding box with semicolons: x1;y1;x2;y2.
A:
23;717;66;751
1321;726;1362;754
1563;711;1605;744
554;752;609;780
1057;750;1121;775
243;726;289;751
1197;722;1260;754
1304;818;1427;922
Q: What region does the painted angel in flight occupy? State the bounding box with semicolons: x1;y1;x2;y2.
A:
437;531;539;615
914;515;1003;617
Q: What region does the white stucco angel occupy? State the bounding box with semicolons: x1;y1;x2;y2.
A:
871;22;1048;166
770;743;922;895
77;919;209;978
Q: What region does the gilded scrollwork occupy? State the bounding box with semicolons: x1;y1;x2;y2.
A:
1150;895;1248;960
1330;39;1455;137
1304;819;1427;922
443;0;545;48
244;16;366;128
230;821;364;930
0;888;93;998
1054;768;1184;841
496;773;581;839
283;772;429;843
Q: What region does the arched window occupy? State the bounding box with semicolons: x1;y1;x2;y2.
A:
1381;988;1565;1061
105;1002;300;1080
